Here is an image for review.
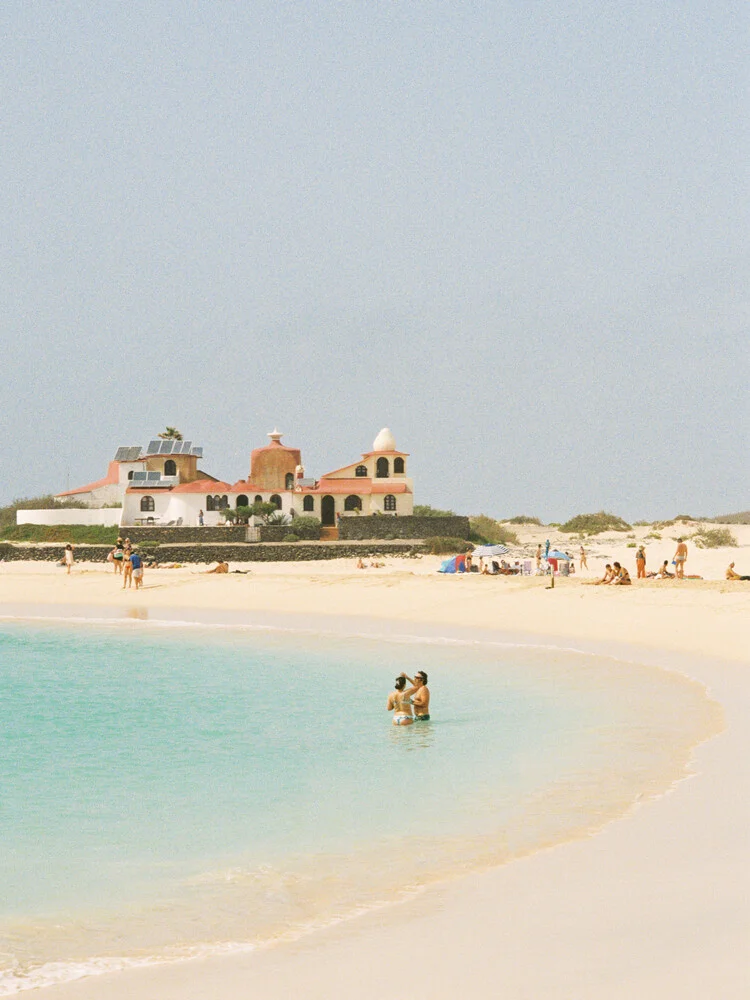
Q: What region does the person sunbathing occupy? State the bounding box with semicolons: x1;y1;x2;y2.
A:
204;562;229;574
726;562;750;581
656;560;674;579
610;562;632;585
595;564;614;585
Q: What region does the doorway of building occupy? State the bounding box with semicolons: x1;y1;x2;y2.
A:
321;495;335;526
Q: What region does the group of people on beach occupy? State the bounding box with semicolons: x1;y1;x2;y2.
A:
386;671;430;726
106;537;144;589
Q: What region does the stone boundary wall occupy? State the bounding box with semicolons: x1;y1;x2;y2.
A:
0;541;426;564
338;515;470;540
116;527;248;544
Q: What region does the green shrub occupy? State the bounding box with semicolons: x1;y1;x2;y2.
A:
645;532;662;540
559;511;632;534
283;533;299;543
288;516;321;540
627;542;637;548
0;524;119;543
633;520;651;526
506;515;543;525
711;511;750;525
423;536;473;555
413;504;457;517
692;528;737;548
469;515;519;546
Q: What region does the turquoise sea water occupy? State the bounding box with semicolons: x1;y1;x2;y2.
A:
0;619;716;994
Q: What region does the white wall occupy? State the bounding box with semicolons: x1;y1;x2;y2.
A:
18;509;122;526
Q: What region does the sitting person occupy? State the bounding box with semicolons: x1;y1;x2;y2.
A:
656;560;674;579
595;564;614;585
356;557;366;569
610;561;631;585
726;562;750;581
204;562;229;574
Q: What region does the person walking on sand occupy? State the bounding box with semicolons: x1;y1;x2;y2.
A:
673;538;688;579
401;671;430;721
535;544;542;569
129;547;144;590
579;545;588;570
635;545;646;579
63;543;74;575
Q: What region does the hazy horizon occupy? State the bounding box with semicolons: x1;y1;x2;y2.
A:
1;3;747;522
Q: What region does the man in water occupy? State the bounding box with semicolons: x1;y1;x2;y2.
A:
402;671;430;720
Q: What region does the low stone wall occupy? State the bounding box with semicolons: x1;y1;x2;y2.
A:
0;541;426;564
338;515;470;540
116;527;248;544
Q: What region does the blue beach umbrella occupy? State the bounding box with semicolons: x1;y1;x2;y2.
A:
547;550;571;560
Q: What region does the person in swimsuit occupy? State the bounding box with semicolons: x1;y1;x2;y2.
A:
386;676;414;726
402;671;430;720
113;537;125;575
726;563;750;581
611;562;632;585
635;546;646;579
63;543;74;575
595;564;614;585
122;539;134;589
673;538;688;579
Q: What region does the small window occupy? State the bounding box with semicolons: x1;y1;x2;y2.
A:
285;472;294;490
344;495;362;511
270;494;282;509
376;457;389;478
393;457;404;474
164;459;177;477
206;496;215;512
384;494;396;511
237;494;249;508
127;470;134;480
219;496;229;509
140;495;155;512
355;464;368;478
254;495;263;505
303;495;315;512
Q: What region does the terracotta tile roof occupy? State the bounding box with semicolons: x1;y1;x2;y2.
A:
169;480;232;493
56;462;119;497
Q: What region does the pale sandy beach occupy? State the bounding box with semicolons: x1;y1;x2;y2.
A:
2;522;749;998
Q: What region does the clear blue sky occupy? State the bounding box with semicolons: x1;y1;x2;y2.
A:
1;2;747;521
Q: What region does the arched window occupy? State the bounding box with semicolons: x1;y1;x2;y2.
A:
344;495;362;511
303;495;315;512
164;459;177;477
140;495;155;512
355;464;368;478
393;457;404;474
237;494;249;508
285;472;294;490
376;457;389;478
254;495;263;505
206;496;215;512
270;494;282;509
219;496;229;509
127;470;134;480
384;494;396;512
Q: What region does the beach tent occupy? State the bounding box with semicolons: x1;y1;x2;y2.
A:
438;554;467;573
472;544;510;558
546;550;570;560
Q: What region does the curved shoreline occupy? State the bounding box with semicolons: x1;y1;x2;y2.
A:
0;560;747;998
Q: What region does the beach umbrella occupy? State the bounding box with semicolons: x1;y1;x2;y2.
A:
473;544;510;557
547;550;571;560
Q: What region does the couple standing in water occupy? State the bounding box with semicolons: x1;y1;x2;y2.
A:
387;671;430;725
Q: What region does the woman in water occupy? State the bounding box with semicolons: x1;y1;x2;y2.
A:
386;676;414;726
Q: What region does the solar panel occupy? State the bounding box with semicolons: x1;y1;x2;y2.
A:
180;440;192;453
114;446;141;462
158;440;172;453
131;471;148;482
147;440;161;454
192;447;203;458
147;471;161;481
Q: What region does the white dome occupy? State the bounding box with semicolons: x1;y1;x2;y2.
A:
373;427;396;452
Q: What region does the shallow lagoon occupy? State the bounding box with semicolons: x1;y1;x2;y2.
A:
0;620;715;994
